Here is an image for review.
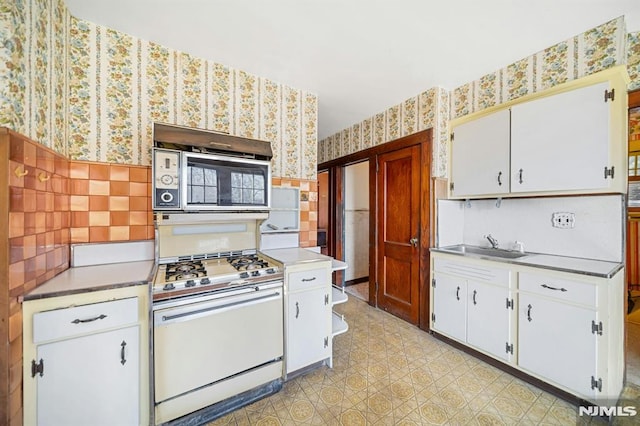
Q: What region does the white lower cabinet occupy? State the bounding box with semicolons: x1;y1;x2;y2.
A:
518;293;596;397
431;273;467;342
430;253;624;403
23;286;149;426
287;286;331;373
36;325;139;425
432;257;514;362
284;262;332;376
467;280;513;362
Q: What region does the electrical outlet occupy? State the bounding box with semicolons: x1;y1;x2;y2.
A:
552;212;575;229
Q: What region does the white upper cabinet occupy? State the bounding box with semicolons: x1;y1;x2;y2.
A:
510;82;611;193
448;67;627;199
451;109;510;197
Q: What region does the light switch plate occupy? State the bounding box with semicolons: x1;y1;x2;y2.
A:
552;212;575;229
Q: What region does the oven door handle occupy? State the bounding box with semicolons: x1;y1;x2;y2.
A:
157;292;280;325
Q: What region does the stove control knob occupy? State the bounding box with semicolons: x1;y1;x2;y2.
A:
266;268;275;274
251;270;260;277
240;272;250;279
200;277;211;285
185;280;196;287
163;283;175;291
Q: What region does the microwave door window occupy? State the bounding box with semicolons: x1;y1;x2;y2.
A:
231;171;267;206
187;166;218;205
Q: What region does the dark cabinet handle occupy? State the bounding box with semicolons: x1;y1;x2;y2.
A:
71;314;107;324
301;277;316;282
527;304;532;322
120;341;127;365
518;169;524;184
472;290;477;305
456;286;460;301
295;302;300;319
541;284;567;292
497;171;502;186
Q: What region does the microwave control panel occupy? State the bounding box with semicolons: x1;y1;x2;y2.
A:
153;148;181;210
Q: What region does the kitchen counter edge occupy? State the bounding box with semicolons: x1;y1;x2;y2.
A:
429;247;623;279
23;260;156;301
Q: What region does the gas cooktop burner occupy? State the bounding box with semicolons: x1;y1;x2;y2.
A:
228;255;269;271
165;261;206;282
153;254;282;300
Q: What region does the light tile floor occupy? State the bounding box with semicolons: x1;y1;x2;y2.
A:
210;297;639;425
345;282;369;303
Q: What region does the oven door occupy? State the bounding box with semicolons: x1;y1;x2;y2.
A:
182;152;271;211
153;284;283;403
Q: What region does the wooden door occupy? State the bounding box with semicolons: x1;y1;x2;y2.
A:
376;145;421;324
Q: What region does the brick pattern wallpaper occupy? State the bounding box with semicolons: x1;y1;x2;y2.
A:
272;178;318;248
67;163;318;247
4;130;70;425
68;161;154;243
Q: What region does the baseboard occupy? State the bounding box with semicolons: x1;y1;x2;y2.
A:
345;277;369;286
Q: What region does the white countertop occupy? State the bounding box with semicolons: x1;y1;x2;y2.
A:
24;260;155;301
261;247;333;265
431;246;622;278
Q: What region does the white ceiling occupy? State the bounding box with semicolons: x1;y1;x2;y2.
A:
64;0;640;140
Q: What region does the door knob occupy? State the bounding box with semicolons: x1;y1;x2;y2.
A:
409;237;418;247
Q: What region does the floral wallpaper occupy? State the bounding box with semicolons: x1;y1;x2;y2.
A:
319;16;640;179
0;0;318;180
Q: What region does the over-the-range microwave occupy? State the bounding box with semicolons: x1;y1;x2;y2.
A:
152;148;271;211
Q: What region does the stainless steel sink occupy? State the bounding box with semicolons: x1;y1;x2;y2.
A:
440;244;528;259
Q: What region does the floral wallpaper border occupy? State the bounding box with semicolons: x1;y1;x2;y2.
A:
319;17;640;179
1;0;319;180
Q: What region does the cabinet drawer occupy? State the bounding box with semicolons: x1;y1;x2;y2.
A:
433;258;510;286
518;272;596;307
33;297;139;343
288;268;328;292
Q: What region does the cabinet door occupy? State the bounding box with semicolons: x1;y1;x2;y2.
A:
451;109;510;197
287;288;331;373
467;281;511;361
511;82;610;193
36;326;139;426
431;273;467;342
518;293;596;398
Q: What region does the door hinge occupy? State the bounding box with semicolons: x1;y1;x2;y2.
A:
431;278;436;288
604;166;615;179
591;376;603;392
324;294;329;305
431;312;436;323
450;132;455;141
324;337;329;348
506;298;514;309
31;359;44;378
505;342;514;355
449;182;454;192
591;320;603;336
604;88;615;102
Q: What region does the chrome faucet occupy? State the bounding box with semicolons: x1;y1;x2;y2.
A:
485;234;499;249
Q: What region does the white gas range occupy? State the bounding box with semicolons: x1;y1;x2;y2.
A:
151;216;284;425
